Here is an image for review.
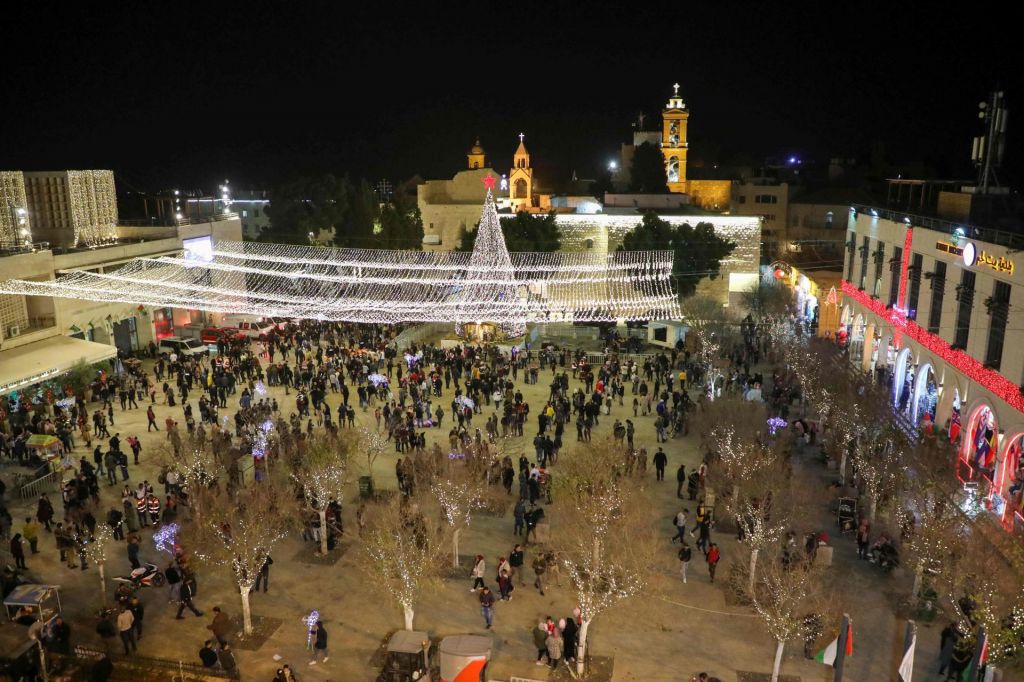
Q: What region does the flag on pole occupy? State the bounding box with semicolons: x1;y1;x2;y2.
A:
962;630;987;682
815;621;854;665
898;632;916;681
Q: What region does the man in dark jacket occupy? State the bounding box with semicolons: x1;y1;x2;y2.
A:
176;577;203;618
653;448;668;481
199;640;219;667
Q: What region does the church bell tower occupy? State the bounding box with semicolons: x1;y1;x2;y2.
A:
661;83;689;193
509;133;533;212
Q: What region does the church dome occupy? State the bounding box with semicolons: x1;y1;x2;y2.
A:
469;138;485;155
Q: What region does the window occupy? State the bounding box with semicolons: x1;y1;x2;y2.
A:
888;246;902;306
253;208;260;217
953;270;975;349
514;178;528;199
873;242;885;296
241;210;248;218
984;280;1011;369
859;238;870;289
654;327;668;342
738;196;746;204
927;261;946;334
906;254;923;319
755;195;778;204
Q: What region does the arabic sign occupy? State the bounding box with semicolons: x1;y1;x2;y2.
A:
935;241;1015;276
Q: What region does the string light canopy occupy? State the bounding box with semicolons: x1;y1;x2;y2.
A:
0;184;681;326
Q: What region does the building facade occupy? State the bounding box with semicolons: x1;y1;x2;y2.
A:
509;136;534;213
732;180;789;251
0;171;31;248
839;206;1024;529
661;84;689;193
23;170;118;247
0;216;242;397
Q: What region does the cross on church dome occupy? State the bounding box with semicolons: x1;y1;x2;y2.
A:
518;132;525;142
673;83;680;96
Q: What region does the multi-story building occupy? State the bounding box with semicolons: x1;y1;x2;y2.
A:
839;204;1024;530
22;170;118;247
187;189;270;240
0;215;241;396
732;179;789;251
0;171;31;248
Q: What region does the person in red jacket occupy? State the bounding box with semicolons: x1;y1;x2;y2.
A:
706;543;721;583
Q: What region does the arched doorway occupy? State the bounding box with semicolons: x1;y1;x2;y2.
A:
996;433;1024;522
849;314;865;363
893;347;912;408
911;363;938;427
962;402;999;482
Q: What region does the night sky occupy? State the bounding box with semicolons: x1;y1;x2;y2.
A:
2;3;1019;193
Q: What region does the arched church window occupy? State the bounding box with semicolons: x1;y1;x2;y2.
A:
667;157;680;182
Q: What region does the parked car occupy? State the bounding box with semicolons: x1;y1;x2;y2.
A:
234;320;275;340
158;336;209;357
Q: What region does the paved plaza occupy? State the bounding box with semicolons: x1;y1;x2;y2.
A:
0;337;945;681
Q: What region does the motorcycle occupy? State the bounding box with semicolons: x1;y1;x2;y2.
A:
112;563;167;593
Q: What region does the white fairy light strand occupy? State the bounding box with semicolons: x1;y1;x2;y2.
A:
0;190;682;325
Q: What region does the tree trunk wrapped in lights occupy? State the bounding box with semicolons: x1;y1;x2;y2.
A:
357;497;446;631
83;524;114;606
291;433;357;556
187;480;292;636
552;438;656;675
431;465;487;569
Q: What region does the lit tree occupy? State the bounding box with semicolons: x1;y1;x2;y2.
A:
175;444;224;523
84;524;114;606
292;433;357;555
850;426;904;522
553;438;654;675
747;555;828;682
357;497;445;630
680;294;736;400
431;464;487;568
361;428;388;489
189;481;292;636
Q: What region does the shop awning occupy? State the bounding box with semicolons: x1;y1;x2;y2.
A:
0;335;117;394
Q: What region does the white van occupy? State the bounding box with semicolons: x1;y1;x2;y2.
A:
158;336;209;357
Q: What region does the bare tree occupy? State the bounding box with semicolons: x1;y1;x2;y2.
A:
292;432;357;555
680;294;736;400
83;524;114;606
747;555;828;682
357;497;446;630
430;463;487;568
552;438;655;676
188;478;292;635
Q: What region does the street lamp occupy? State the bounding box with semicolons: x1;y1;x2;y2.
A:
608;160;618;172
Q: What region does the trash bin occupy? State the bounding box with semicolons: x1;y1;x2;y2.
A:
439;634;491;682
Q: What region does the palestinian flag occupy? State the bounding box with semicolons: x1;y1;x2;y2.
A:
962;631;988;682
815;622;853;666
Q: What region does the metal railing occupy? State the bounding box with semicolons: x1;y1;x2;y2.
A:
68;645;239;680
853;204;1024;252
19;468;62;500
118;212;239;228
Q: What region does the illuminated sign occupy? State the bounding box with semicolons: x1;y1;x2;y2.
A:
935;241;1014;276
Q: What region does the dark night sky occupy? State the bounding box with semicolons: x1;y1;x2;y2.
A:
2;2;1020;193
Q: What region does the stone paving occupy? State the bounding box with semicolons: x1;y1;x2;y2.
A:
0;343;945;681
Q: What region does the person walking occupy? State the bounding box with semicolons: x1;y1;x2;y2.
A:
497;569;513;601
509;544;525;586
533;621;550;666
309;620;328;665
36;494;54;532
479;587;495;629
513;498;526;536
127;535;141;569
532;553;547;596
147;405;159;432
129;596;144;642
545;629;564;670
676;464;687;498
176;576;203;619
678;540;692;583
653;447;668;481
117;606;136;655
671;508;688;543
470;555;486;591
9;534;26;569
206;606;230;645
706;543;721;583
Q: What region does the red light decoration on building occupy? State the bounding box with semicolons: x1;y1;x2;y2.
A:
897;227;913;309
841;280;1024;413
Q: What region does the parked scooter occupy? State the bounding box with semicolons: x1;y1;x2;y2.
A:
112;562;167;593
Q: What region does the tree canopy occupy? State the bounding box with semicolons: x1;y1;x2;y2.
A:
261;174;422;249
628;142;669;193
456;211;561;253
619;212;736;298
